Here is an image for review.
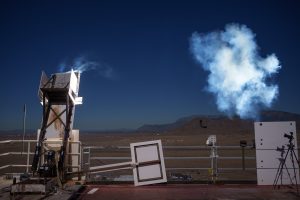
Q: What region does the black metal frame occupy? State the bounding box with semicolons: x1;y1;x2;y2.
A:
32;74;75;181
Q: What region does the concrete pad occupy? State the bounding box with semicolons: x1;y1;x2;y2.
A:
77;184;300;200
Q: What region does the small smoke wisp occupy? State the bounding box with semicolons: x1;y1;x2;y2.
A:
58;56;114;79
190;23;281;119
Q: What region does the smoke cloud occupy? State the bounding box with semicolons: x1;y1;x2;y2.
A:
190;23;281;119
58;56;114;79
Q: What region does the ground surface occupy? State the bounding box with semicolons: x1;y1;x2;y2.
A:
0;176;82;200
1;179;300;200
76;184;300;200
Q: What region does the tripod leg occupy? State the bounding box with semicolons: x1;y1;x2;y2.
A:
291;150;300;167
291;149;300;193
276;148;291;189
284;163;294;185
274;160;285;189
290;149;299;194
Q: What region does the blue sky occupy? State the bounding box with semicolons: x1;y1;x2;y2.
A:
0;0;299;130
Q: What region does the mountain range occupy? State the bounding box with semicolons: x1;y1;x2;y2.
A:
0;110;299;135
136;110;300;133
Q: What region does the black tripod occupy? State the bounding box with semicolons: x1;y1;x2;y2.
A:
273;132;300;194
273;146;294;188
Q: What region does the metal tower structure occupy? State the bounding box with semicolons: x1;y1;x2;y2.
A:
31;70;82;180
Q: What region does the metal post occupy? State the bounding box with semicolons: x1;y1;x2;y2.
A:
79;142;82;171
22;104;26;155
215;146;218;179
210;146;218;183
26;141;30;173
206;135;218;183
78;142;82;181
86;147;91;181
240;140;247;171
212;146;218;183
242;146;245;170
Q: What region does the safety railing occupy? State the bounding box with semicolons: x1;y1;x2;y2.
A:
0;139;82;176
82;145;257;182
0;141;257;181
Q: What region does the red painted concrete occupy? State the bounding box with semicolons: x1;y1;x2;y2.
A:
77;184;300;200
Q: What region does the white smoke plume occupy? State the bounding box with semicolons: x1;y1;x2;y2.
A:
190;23;281;119
58;56;114;79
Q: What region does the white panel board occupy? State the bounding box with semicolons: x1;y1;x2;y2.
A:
136;145;159;162
138;164;161;180
46;105;67;139
130;140;167;186
38;105;75;140
257;169;297;185
255;121;299;185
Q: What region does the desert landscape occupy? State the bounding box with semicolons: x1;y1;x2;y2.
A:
0;110;299;182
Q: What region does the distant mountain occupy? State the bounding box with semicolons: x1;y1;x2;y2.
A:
137;114;229;133
137;117;188;133
80;128;136;134
260;110;300;121
1;110;299;135
137;110;300;133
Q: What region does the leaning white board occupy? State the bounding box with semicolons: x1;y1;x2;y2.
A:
254;121;299;185
130;140;167;186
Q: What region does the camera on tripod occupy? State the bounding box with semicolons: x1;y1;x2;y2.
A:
273;130;299;192
276;145;285;157
284;132;294;141
276;145;285;153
